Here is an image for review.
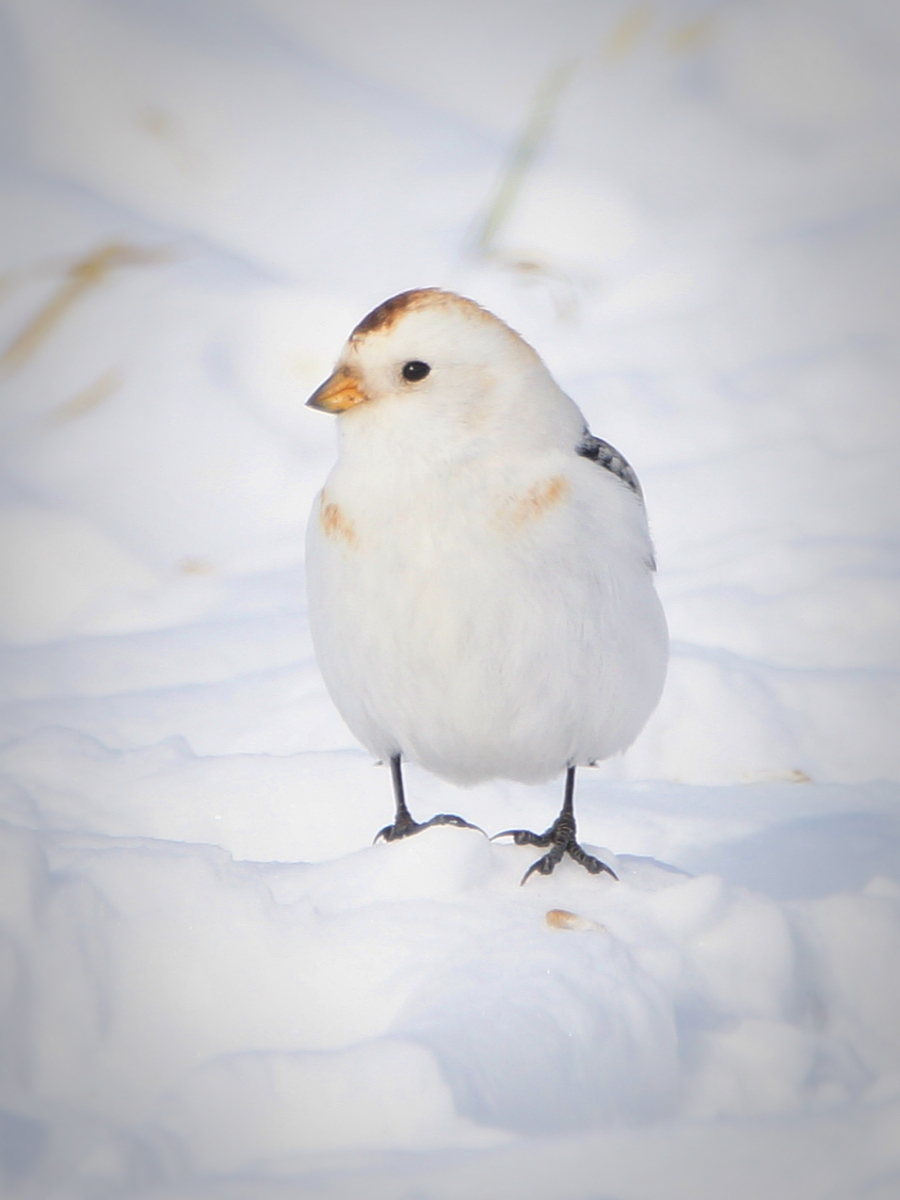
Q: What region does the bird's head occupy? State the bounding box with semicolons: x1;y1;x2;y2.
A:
306;289;582;458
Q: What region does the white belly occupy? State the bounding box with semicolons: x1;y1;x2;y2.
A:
305;455;667;785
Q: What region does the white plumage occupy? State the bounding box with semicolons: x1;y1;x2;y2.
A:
305;289;667;878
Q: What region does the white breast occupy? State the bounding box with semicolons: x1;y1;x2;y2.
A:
305;446;668;786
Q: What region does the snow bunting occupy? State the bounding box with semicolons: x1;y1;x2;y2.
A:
306;289;667;882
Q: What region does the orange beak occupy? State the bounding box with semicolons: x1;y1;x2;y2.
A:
306;367;369;413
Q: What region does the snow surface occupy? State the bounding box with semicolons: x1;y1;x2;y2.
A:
0;1;899;1197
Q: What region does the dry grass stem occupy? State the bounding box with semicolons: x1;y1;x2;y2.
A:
49;369;123;424
472;59;577;257
1;242;172;375
601;5;655;62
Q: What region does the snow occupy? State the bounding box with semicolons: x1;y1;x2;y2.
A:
0;0;898;1196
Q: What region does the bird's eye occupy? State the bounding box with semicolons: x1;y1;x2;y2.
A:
402;360;431;382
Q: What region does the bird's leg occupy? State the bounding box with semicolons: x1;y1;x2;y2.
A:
374;755;484;843
492;767;618;885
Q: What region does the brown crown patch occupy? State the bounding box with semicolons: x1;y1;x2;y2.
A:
350;288;490;341
351;290;433;338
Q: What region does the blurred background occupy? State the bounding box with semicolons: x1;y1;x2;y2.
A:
1;0;898;785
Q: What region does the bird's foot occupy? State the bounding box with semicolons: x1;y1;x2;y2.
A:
374;812;484;844
493;814;618;885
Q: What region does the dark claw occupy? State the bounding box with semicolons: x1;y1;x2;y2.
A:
495;814;618;886
494;766;618;886
520;842;566;885
374;823;404;844
427;813;486;834
375;812;485;845
491;828;553;847
568;842;618;879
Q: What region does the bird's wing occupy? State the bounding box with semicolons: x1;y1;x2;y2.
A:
576;430;655;569
575;430;643;500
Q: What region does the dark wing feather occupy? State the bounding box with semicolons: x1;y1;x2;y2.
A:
576;429;654;569
576;430;643;500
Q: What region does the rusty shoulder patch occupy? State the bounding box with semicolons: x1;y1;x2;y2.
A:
320;496;359;548
505;476;570;528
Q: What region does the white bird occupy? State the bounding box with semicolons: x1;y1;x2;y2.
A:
305;289;667;883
